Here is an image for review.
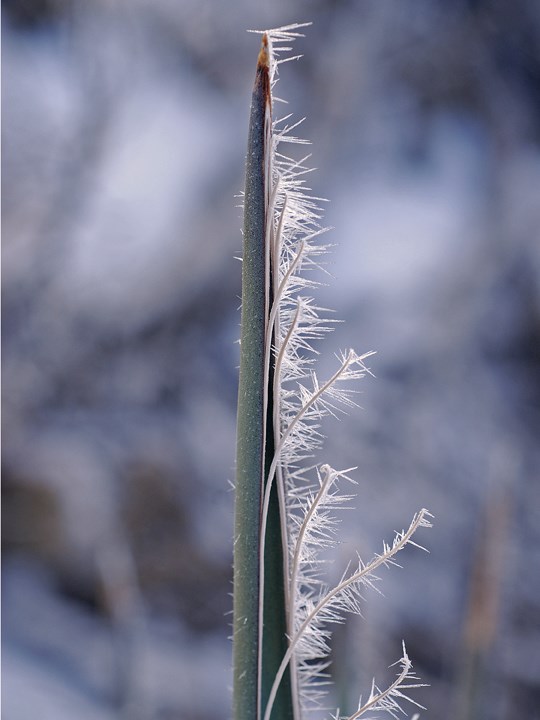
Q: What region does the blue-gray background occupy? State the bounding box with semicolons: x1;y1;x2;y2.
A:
3;1;539;718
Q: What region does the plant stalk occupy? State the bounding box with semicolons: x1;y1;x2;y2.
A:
233;34;294;720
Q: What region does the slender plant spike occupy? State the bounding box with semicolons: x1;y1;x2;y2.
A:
233;23;432;720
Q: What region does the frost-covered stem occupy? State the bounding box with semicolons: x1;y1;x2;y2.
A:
271;290;303;717
289;465;334;618
263;231;304;618
259;350;365;688
261;188;291;612
261;350;363;558
263;510;431;720
287;462;335;715
348;653;411;719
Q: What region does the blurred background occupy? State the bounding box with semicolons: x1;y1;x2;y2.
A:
2;1;540;718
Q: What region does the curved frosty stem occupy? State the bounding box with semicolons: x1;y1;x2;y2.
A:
262;510;431;720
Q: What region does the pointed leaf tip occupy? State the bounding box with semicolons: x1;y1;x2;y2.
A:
258;33;270;70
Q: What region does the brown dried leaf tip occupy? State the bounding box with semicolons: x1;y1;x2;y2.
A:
257;33;270;70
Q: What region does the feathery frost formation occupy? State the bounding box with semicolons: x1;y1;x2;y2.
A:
249;23;431;720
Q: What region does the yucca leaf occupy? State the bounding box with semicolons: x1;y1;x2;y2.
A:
233;33;294;720
234;24;431;720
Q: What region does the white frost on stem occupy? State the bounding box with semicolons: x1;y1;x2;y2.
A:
263;511;433;720
249;23;432;720
335;643;426;720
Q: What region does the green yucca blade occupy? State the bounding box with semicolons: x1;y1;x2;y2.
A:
233;35;293;720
